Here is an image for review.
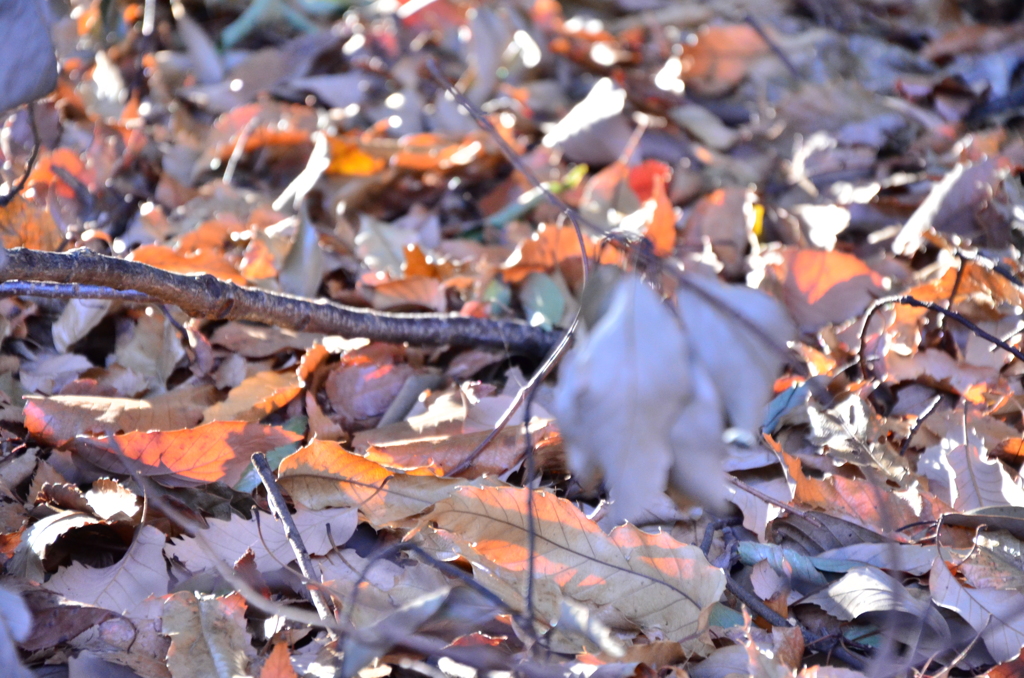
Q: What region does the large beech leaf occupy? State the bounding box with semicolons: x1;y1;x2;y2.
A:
930;557;1024;663
414;486;725;643
47;525;167;618
70;421;303;487
276;439;472;528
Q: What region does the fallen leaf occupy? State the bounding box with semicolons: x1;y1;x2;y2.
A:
502;223;623;285
930;557;1024;664
72;421;303;487
0;0;57;114
678;24;770;97
0;196;64;251
414;486;726;645
129;244;248;286
166;506;356;572
758;247;886;331
553;275;690;524
163;591;254;678
25;386;218;445
277;439;470;528
260;642;299;678
47;525;167;617
202;371;301;423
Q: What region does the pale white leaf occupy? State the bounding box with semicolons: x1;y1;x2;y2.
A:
677;271;796;433
553;275;690;525
0;0;57;114
670;360;729;511
936;427;1024;511
0;586;32;678
804;566;949;644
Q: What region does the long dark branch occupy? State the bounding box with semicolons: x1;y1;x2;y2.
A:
0;248;559;355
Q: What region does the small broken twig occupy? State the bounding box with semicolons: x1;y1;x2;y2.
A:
0;104;41;208
251;452;337;629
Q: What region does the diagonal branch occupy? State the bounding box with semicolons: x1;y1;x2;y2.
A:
0;248;559;355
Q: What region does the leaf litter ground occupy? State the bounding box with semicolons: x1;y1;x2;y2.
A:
3;0;1024;677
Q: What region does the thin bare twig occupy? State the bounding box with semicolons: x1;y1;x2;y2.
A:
0;104;41;207
0;248;558;354
899;393;943;456
251;451;337;626
859;295;1024;380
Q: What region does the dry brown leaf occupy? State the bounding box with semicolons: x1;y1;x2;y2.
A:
678;24;770;96
163;591;254;678
47;525;167;617
757;246;886;332
260;643;299;678
680;187;756;277
317;548;448;628
24;385;218;445
414;486;725;645
0;196;64;251
166;507;356;572
502;223;624;285
129;245;248;286
201;370;301;423
781;452;929;533
323;347;419;431
276;439;471;528
71;422;303;487
210;323;325;358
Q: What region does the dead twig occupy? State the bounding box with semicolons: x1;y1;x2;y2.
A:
859;294;1024;380
251;451;337;627
0;248;559;355
0;104;41;207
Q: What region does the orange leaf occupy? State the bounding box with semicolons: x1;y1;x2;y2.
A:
789;249;883;305
502;223;623;284
0;195;64;251
277;439;464;527
644;174;676;257
392;133;486;172
326;136;387;176
72;421;303;487
198;102;317;170
761;246;885;331
129;244;248;285
28;147;93;200
260;643;299;678
628;160;672;203
24;386;219;445
679;24;770;96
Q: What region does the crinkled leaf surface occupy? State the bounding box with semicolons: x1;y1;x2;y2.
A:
414;486;725;643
